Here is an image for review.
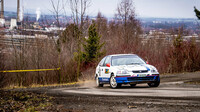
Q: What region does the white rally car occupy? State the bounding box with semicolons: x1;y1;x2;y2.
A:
95;54;160;88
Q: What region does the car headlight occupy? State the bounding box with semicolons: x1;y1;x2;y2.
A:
116;70;129;74
151;68;158;73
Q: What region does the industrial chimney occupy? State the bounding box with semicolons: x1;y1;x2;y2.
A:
0;0;4;19
17;0;20;22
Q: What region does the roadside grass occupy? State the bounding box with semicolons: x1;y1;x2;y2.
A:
2;80;94;90
2;71;200;90
3;71;200;90
185;80;200;85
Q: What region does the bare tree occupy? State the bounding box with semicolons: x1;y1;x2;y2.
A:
116;0;134;28
116;0;142;48
69;0;90;28
69;0;90;80
60;24;78;58
94;12;108;50
0;35;5;88
50;0;63;28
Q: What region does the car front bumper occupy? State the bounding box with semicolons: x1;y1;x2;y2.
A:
115;75;160;84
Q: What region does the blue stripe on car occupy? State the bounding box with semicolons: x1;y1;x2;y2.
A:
115;76;159;84
144;65;150;71
99;77;110;82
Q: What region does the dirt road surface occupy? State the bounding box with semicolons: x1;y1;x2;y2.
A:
12;72;200;112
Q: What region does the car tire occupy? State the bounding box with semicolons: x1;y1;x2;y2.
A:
96;75;103;87
130;84;137;87
148;80;160;87
110;75;121;88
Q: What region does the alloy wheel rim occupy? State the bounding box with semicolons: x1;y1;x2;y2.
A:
110;76;117;87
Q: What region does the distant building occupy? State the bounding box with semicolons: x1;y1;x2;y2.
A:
0;18;5;27
33;22;41;29
5;21;10;28
10;19;17;29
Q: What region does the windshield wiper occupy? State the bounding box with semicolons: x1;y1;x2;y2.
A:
127;63;141;65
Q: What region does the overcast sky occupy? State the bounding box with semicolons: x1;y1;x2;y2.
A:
4;0;200;18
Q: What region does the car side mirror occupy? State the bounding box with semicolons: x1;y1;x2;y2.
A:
146;61;149;64
106;63;110;67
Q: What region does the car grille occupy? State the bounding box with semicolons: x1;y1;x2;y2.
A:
127;77;154;81
132;70;148;73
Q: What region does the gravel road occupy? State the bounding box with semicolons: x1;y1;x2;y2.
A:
11;72;200;112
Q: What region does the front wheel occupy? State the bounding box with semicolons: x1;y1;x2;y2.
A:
148;80;160;87
110;75;121;88
96;75;103;87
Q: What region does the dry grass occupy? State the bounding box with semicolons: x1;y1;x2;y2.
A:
1;17;200;88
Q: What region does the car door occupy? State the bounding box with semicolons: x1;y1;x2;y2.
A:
98;57;106;77
101;56;111;80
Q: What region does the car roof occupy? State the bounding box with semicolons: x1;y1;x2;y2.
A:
108;54;137;57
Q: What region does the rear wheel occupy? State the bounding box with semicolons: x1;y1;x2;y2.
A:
96;75;103;87
148;80;160;87
110;75;121;88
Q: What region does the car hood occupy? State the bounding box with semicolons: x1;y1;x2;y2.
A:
114;64;151;71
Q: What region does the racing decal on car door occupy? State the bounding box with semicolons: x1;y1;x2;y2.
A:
105;69;109;74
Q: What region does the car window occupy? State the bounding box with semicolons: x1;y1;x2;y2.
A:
111;55;145;66
103;56;111;66
99;57;106;66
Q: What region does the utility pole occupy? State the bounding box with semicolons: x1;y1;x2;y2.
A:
0;0;4;19
17;0;20;22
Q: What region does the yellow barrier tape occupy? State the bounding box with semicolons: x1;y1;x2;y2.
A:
0;67;61;73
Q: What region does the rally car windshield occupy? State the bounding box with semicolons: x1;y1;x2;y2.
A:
111;55;145;66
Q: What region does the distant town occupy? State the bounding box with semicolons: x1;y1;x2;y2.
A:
0;0;200;55
1;11;200;48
